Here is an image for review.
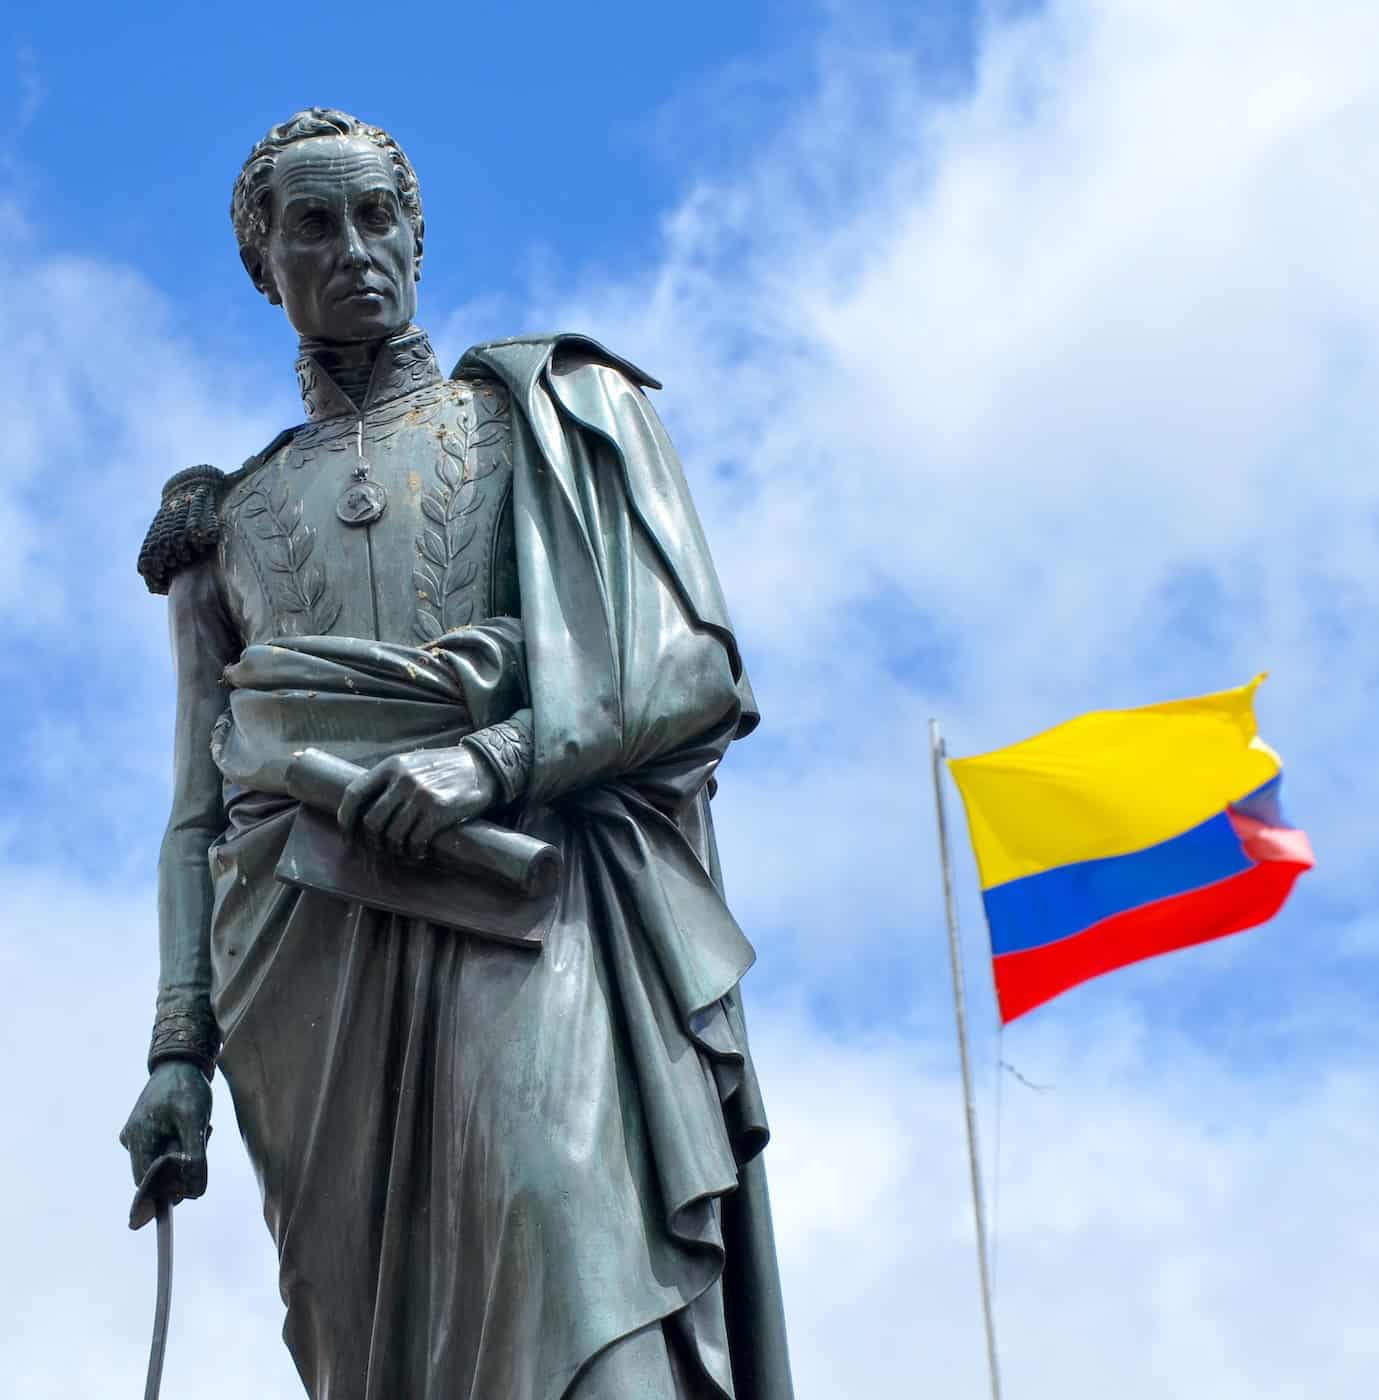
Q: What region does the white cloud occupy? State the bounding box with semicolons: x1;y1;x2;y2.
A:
0;251;289;634
0;242;295;869
5;1;1379;1395
757;1004;1379;1399
0;869;299;1397
537;0;1379;942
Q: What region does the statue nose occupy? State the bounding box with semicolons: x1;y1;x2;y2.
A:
341;224;369;267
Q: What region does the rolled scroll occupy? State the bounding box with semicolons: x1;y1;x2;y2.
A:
284;747;559;899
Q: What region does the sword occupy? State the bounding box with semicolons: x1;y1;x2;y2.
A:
129;1151;204;1400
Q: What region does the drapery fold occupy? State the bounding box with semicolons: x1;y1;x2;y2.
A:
208;630;774;1399
211;621;527;795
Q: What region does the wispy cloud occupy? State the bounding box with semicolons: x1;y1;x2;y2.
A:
760;1003;1379;1397
15;45;43;128
540;0;1379;975
5;2;1379;1395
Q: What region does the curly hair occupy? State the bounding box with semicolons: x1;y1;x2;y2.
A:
231;108;425;282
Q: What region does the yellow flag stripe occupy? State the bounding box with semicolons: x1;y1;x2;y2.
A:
948;676;1280;889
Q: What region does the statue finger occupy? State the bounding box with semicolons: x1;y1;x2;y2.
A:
172;1117;211;1199
173;1108;209;1160
361;784;404;847
380;798;425;858
339;767;390;839
404;808;453;863
119;1108;147;1154
123;1120;161;1186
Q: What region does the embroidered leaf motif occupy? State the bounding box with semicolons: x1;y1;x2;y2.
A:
467;715;534;802
301;562;326;606
453;480;479;516
242;476;340;635
413;564;441;601
446;522;476;558
469;430;506;457
437;443;463;490
421;529;447;568
445;558;478;595
412;389;512;639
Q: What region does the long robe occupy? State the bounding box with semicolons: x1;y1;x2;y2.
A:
185;333;794;1399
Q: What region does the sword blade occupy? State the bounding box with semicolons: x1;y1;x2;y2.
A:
143;1200;173;1400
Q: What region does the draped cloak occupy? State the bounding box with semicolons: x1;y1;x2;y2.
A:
198;335;794;1400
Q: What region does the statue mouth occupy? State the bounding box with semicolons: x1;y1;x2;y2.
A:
339;283;388;302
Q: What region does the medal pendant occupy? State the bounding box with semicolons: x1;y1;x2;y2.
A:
337;478;388;526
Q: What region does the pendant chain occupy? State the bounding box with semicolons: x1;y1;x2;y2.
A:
336;410;389;526
353;417;369;480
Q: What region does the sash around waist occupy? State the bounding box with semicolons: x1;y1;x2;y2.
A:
211;630;523;796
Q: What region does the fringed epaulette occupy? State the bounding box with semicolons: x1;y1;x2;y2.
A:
137;465;227;596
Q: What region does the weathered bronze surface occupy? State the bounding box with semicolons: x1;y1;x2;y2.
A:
119;108;793;1399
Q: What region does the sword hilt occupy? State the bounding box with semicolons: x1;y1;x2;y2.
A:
129;1151;203;1231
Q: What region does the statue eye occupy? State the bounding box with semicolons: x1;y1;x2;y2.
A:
362;202;396;230
296;212;328;239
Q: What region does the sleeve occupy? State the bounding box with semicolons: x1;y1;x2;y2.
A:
463;708;535;806
148;557;241;1077
424;615;536;806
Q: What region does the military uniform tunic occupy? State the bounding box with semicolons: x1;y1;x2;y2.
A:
219;330;519;649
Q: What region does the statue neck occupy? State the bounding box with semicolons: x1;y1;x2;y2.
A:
294;325;441;422
296;335;387;412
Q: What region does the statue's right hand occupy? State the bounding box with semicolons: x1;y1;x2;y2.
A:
119;1061;213;1194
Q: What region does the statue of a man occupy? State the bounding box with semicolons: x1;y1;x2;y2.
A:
118;108;793;1399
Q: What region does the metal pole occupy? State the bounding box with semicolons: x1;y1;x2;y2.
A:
929;719;1003;1400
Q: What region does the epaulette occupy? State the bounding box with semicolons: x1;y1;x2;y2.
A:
137;465;228;596
137;428;298;596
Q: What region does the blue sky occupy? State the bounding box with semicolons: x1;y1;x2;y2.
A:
0;3;984;349
5;1;1379;1396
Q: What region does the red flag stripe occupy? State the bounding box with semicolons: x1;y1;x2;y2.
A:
992;855;1310;1023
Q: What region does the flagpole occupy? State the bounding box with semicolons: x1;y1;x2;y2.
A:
929;719;1003;1400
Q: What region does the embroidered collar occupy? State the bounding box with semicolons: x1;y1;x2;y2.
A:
294;325;443;422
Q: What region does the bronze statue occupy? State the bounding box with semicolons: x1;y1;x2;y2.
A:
118;108;794;1399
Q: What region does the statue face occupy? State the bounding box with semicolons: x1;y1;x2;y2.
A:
257;136;418;342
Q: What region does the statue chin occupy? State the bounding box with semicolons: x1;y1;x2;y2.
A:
289;302;412;347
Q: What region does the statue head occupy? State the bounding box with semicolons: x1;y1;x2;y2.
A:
232;109;425;343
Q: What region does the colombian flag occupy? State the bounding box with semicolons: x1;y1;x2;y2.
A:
949;677;1313;1023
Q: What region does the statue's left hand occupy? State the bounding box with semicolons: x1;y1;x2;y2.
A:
337;746;499;860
